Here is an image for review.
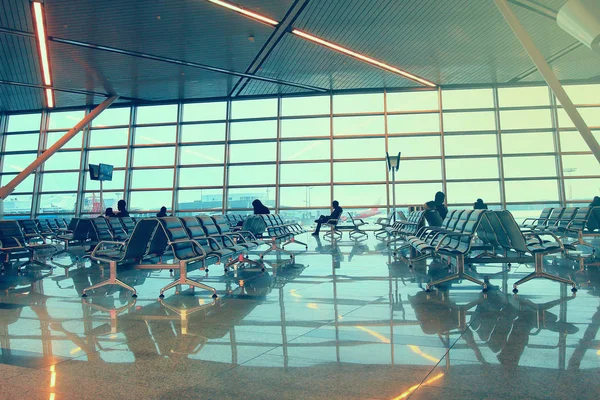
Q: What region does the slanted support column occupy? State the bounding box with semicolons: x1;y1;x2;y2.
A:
0;95;119;200
495;0;600;164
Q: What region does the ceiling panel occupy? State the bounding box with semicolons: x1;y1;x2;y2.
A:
0;0;34;31
45;0;276;73
0;84;43;112
237;0;296;21
0;34;41;84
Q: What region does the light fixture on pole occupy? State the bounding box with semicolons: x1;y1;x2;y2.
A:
386;152;401;221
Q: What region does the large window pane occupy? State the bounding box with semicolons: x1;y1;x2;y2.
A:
7;113;41;132
136;105;178;124
180;145;224;165
131;169;174;189
445;134;497;156
229;165;276;186
334;184;386;206
39;194;77;213
282;96;330;116
81;192;124;213
333;93;383;114
48;110;85;130
89;128;129;147
500;109;553;130
333;161;385;183
443;111;496;132
85;170;125;191
333;116;385;136
92;107;131;127
559;130;600;152
0;174;35;193
44;151;81;171
333;138;385;159
564;84;600;104
231;99;277;119
388;135;441;157
498;86;550;107
183;102;227;122
180;123;226;142
503;156;556;178
280;186;330;208
230;120;277;140
502;132;555;154
562;155;600;176
564;178;600;202
281;140;330;161
280;163;330;184
2;194;33;214
446;181;500;203
281;118;329;138
227;188;275;209
130;190;172;211
397;159;442;181
229;142;276;163
505;180;559;202
46;131;83;149
179;167;224;187
442;89;494;109
387;91;438;111
557;108;600;128
133;147;175;167
88;149;128;168
388;114;439;133
1;153;37;173
395;183;441;205
41;172;80;191
134;126;176;145
446;158;499;179
177;189;223;211
3;133;39;151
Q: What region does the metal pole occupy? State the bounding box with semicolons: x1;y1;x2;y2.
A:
494;0;600;163
391;168;396;221
99;180;104;215
0;96;119;200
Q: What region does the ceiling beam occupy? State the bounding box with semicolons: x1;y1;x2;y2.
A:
506;0;558;20
495;0;600;164
230;0;312;97
0;27;327;94
509;41;584;83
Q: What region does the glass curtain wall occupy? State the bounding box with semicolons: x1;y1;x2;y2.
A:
0;83;598;220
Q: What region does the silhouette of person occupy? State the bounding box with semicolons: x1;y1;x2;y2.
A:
252;199;270;215
433;191;448;219
104;207;116;217
473;198;488;210
312;200;343;235
116;199;130;217
156;206;168;217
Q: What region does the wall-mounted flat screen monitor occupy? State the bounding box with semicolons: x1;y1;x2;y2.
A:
98;163;113;181
89;164;100;181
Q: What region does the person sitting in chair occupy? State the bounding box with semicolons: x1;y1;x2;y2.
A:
312;200;343;235
473;198;488;210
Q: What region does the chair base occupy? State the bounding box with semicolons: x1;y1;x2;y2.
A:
282;236;308;250
512;253;576;293
159;260;217;298
82;261;137;297
426;255;487;292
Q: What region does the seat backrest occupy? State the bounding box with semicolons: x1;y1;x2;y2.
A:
181;217;215;249
122;219;158;260
539;207;553;221
556;207;579;228
120;217;136;234
495;210;529;253
46;219;60;231
107;218;128;238
35;219;52;234
157;217;199;261
197;216;221;236
546;207;565;227
487;211;511;250
568;207;591;232
147;221;168;257
476;212;499;247
19;220;40;236
424;210;443;227
273;214;285;225
445;210;464;231
442;210;456;228
73;219;92;240
0;221;27;248
91;218;114;242
441;210;484;251
65;218;77;230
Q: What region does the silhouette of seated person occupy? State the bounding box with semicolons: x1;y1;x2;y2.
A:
473;198;488;210
252;199;270;215
156;206;168;217
104;207;116;217
116;199;130;217
588;196;600;232
312;200;343;235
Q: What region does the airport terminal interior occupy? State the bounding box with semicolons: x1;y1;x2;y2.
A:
1;0;600;399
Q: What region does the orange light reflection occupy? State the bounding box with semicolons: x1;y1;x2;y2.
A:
355;325;391;344
391;372;444;400
207;0;278;25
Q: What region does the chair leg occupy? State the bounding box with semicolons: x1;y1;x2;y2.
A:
512;253;576;293
260;238;295;261
282;236;308;250
82;261;137;297
160;260;217;298
426;255;486;291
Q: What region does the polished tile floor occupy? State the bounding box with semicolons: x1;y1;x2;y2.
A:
1;233;599;399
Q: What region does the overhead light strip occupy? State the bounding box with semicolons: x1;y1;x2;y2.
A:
207;0;278;26
292;29;436;87
32;1;54;107
205;0;435;87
